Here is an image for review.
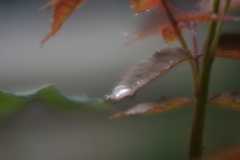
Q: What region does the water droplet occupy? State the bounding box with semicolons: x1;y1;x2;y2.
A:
134;14;138;16
104;95;110;100
150;72;159;78
137;79;148;85
169;61;174;64
112;85;131;99
163;64;171;70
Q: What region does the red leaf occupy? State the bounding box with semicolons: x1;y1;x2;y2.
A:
130;0;161;13
161;25;185;45
216;49;240;59
107;47;188;101
40;0;86;45
125;3;184;44
111;96;193;118
207;91;240;110
178;13;240;23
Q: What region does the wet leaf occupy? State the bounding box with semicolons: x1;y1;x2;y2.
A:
178;13;240;23
162;26;182;45
126;3;184;44
111;96;193;118
207;91;240;110
125;24;169;45
130;0;161;13
107;47;188;101
40;0;86;45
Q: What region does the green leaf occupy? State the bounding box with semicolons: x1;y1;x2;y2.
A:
0;85;103;117
0;91;29;117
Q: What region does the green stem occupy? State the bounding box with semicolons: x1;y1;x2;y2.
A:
189;0;231;159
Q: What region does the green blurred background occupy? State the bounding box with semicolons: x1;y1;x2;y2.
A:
0;0;240;159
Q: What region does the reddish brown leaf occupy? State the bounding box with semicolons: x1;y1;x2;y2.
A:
125;3;184;44
111;96;193;118
216;34;240;59
207;91;240;110
178;13;240;23
107;47;188;101
161;25;185;45
206;148;240;160
125;24;169;45
41;0;86;45
130;0;161;13
216;49;240;59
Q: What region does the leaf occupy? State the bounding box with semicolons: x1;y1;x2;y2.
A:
207;91;240;110
0;85;102;117
216;49;240;59
125;24;169;45
107;47;188;101
0;91;29;117
40;0;86;45
125;3;184;44
216;34;240;59
178;13;240;23
38;85;101;109
130;0;161;13
161;25;187;45
111;96;193;118
205;148;240;160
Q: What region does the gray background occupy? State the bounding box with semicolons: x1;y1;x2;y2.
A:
0;0;240;159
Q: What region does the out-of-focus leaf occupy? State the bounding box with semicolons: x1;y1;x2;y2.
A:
216;34;240;59
40;0;86;45
216;49;240;59
205;148;240;160
107;47;188;101
125;3;184;44
0;85;102;117
125;24;169;45
161;25;184;45
130;0;161;13
207;91;240;110
178;13;240;23
38;85;102;109
0;91;29;117
111;96;193;118
162;26;178;45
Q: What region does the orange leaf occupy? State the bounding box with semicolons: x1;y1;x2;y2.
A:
178;13;240;23
131;0;161;13
111;96;193;118
216;49;240;59
40;0;86;45
125;24;169;45
161;26;179;45
207;91;240;110
126;3;184;44
107;47;187;101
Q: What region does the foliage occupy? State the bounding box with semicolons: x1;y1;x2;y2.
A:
2;0;240;159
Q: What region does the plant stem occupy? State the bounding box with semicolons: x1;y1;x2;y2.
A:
189;0;226;159
161;0;199;90
190;22;200;76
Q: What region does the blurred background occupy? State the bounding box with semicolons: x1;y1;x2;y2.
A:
0;0;240;159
